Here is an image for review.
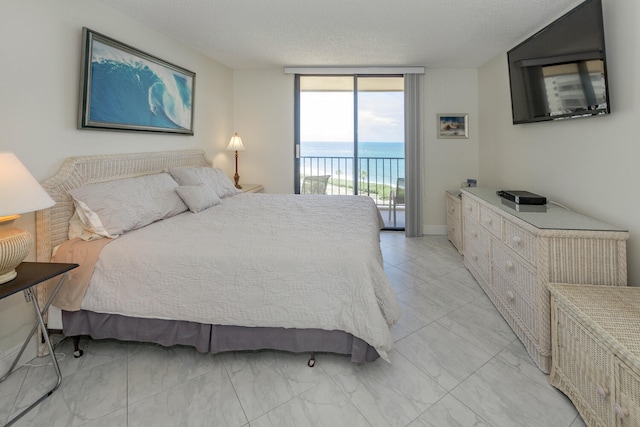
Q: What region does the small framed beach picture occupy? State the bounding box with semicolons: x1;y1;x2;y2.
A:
437;114;469;139
78;27;195;134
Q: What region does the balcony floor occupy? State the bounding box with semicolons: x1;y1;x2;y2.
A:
378;205;405;229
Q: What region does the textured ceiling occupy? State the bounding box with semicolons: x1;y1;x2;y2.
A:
96;0;585;69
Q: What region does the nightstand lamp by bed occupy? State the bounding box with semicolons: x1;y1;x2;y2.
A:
226;132;246;189
0;152;55;284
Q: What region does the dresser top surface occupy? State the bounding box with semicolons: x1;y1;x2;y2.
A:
462;187;628;233
446;189;462;198
549;283;640;368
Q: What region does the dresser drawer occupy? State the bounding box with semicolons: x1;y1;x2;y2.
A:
493;267;538;340
492;241;537;303
555;308;615;426
447;195;461;218
464;215;490;253
446;192;463;253
447;215;462;250
503;220;537;265
479;206;502;238
616;360;640;427
465;240;490;284
462;196;480;221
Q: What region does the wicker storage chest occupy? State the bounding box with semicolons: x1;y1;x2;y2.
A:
461;188;628;373
548;284;640;427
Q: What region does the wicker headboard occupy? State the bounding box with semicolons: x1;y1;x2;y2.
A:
36;149;211;262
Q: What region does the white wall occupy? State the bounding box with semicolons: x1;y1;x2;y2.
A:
0;0;233;355
423;69;479;234
232;69;295;193
477;0;640;284
233;69;480;233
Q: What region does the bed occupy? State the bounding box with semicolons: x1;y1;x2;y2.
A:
35;150;401;364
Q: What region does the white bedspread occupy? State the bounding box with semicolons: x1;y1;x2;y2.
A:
80;194;401;360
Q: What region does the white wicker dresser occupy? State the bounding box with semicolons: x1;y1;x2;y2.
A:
461;188;628;373
548;283;640;427
445;190;463;254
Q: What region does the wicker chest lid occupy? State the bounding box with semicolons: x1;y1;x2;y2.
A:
548;283;640;374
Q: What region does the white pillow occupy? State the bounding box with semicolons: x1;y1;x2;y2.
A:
176;185;221;213
68;210;104;241
170;167;241;198
69;173;188;238
211;168;242;197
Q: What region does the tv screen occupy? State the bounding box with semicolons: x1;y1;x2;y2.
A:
507;0;610;124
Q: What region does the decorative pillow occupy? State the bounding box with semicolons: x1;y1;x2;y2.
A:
211;168;241;197
68;173;188;238
176;184;221;213
170;167;241;198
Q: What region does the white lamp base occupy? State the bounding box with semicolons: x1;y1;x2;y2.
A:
0;269;17;284
0;216;33;285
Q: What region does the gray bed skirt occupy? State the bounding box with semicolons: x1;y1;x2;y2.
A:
62;310;380;363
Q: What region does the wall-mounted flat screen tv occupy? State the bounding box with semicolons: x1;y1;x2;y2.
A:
507;0;610;124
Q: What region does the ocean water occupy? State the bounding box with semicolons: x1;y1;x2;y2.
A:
301;141;403;158
300;141;404;185
88;40;192;129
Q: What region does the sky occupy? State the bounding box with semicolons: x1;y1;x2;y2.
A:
300;91;404;143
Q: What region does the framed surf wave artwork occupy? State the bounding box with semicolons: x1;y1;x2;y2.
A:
78;27;195;135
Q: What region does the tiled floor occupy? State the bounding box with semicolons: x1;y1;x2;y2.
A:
1;233;585;427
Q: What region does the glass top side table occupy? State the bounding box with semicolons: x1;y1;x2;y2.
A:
0;262;78;427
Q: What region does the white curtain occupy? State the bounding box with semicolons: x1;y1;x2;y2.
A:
404;74;423;237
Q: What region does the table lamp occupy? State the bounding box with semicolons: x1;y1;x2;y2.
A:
0;152;55;284
226;132;246;189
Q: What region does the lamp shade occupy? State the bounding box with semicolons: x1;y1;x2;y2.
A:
0;152;55;217
226;132;246;152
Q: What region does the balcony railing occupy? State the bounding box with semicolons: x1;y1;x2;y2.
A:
300;156;404;206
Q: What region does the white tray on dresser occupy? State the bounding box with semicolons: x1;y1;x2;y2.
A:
461;187;629;373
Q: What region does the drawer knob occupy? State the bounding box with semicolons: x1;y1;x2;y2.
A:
613;403;628;419
472;253;478;261
506;291;515;301
596;385;610;398
472;230;478;237
506;261;514;270
486;218;492;225
512;235;522;245
467;205;473;212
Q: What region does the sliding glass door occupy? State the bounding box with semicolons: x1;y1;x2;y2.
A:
295;75;405;229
